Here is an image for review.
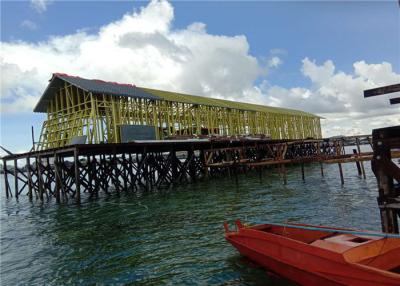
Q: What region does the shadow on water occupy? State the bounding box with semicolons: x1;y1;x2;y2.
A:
0;162;381;285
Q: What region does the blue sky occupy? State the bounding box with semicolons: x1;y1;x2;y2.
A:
3;1;399;82
1;0;399;154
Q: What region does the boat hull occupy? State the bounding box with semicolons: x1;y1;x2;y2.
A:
229;238;343;286
225;222;400;286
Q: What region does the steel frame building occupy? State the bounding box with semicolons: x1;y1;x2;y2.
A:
34;73;321;150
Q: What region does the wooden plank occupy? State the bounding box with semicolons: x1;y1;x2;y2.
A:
364;83;400;97
389;97;400;105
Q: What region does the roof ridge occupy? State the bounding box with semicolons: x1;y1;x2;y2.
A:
53;73;136;88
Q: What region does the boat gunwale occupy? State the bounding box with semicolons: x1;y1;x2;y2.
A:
240;223;398;256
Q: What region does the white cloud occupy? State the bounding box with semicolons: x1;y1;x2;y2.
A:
268;56;282;68
1;0;264;114
20;20;38;30
30;0;51;13
262;58;400;136
1;0;399;137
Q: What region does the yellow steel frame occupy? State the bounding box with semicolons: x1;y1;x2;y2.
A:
37;82;322;150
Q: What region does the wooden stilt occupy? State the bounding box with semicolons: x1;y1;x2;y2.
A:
372;126;399;234
14;159;18;199
320;162;324;177
74;149;81;203
353;149;362;176
338;163;344;185
55;153;61;203
37;156;44;201
356;138;366;179
1;136;395;203
27;157;33;201
3;160;10;198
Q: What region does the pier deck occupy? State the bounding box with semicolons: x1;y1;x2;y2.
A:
2;135;399;203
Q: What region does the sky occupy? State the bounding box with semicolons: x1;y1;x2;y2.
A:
1;0;399;154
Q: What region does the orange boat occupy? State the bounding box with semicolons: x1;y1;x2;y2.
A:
224;220;400;286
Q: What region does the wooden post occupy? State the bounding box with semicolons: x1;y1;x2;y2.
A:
353;149;362;176
356;138;366;179
45;157;51;200
112;149;120;195
122;154;128;190
316;141;324;177
92;155;99;196
226;150;231;178
26;157;33;201
74;149;81;203
127;153;134;190
3;159;9;198
54;153;61;203
31;126;35;149
37;156;44;201
372;127;399;234
188;147;196;182
87;155;93;195
338;163;344;185
171;149;178;185
60;157;66;201
14;159;18;199
320;162;324;177
301;162;305;182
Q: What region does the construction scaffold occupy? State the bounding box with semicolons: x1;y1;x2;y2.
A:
34;73;321;150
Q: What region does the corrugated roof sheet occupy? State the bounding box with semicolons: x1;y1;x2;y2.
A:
34;73;318;117
34;74;160;112
141;87;316;117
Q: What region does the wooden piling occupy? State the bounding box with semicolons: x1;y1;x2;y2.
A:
37;156;44;201
74;149;80;203
171;149;178;185
372;127;399;234
320;162;324;177
353;149;362;176
189;148;196;182
1;136;397;203
112;149;120;195
338;163;344;185
14;159;18;199
122;154;128;190
3;160;9;198
356;138;366;179
54;154;61;203
26;157;33;201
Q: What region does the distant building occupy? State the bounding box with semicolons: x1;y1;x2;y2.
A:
33;73;321;150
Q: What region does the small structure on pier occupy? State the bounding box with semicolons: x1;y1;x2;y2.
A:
34;73;321;150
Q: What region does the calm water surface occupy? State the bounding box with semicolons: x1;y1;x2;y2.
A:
1;161;382;285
